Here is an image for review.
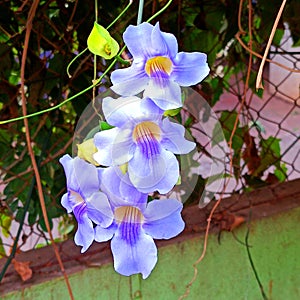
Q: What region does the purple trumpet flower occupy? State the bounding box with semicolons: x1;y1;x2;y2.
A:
110;22;210;110
59;155;113;253
93;96;195;194
94;167;185;279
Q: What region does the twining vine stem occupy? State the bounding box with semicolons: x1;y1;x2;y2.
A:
179;0;258;298
0;0;173;126
256;0;287;89
18;1;75;299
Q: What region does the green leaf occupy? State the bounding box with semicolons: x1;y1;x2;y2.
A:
213;111;244;153
273;29;284;47
0;214;12;238
39;216;53;232
261;137;281;159
100;121;114;131
252;137;281;176
274;163;288;182
87;22;119;59
58;218;74;236
0;237;6;258
164;107;181;117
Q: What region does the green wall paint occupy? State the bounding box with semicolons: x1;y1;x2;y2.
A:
2;207;300;300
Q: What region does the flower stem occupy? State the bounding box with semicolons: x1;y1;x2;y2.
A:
137;0;144;25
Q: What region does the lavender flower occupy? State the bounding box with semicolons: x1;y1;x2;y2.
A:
110;22;210;110
94;167;185;279
60;155;113;252
93;96;195;194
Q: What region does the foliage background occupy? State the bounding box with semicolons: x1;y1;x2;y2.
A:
0;0;299;267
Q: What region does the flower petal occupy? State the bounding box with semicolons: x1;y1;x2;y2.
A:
94;127;135;166
143;199;184;239
61;193;72;213
151;23;178;59
86;191;114;227
122;23;157;59
74;212;95;253
111;62;149;96
73;157;100;195
102;96;162;128
128;146;179;194
60;155;82;192
94;222;117;242
119;178;148;210
59;155;100;196
111;226;157;279
100;167;123;206
144;78;182;110
59;154;73;180
100;167;147;210
102;96;143;127
171;52;210;86
160;118;196;154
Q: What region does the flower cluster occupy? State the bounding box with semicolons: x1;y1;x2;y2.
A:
60;22;209;279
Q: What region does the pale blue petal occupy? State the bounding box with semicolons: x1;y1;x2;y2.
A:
60;154;79;192
123;23;158;59
171;52;210;86
102;96;143;127
102;96;162;128
149;150;180;194
93;128;118;166
94;128;135;166
143;199;184;239
111;226;157;279
94;222;117;242
86;192;114;227
151;23;178;58
67;190;85;210
61;193;72;213
128;146;179;194
160;118;196;154
140;97;164;118
144;78;182;110
59;155;99;196
100;167;122;206
100;167;147;210
59;154;73;181
73;201;87;222
74;212;94;253
119;178;148;210
73;157;100;196
111;62;149;96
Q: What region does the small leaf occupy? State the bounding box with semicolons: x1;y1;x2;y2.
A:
274;163;287;182
100;121;114;131
164;107;181;117
1;214;12;238
252;136;281;176
87;22;119;59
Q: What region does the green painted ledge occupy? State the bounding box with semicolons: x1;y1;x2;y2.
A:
1;180;300;300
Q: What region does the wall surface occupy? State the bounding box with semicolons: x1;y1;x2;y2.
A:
1;204;300;300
